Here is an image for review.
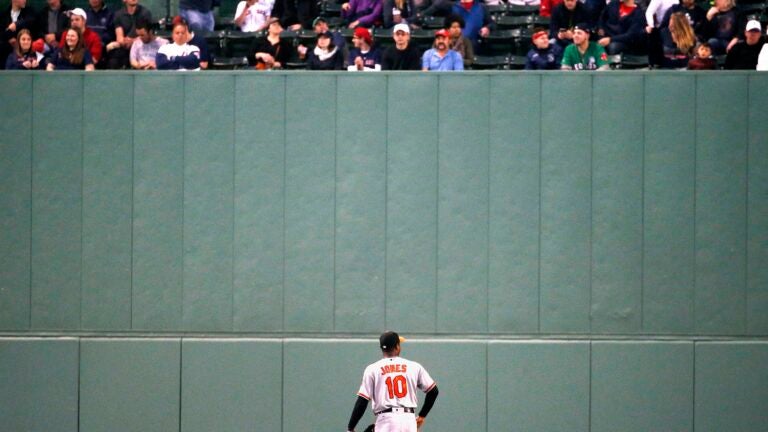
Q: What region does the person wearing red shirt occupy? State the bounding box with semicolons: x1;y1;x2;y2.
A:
59;7;102;64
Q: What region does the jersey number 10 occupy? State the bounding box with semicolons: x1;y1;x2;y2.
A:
385;375;408;398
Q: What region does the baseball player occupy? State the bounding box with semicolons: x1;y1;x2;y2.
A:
347;331;439;432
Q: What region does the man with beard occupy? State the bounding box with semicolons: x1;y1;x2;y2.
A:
59;8;102;64
422;28;463;70
561;22;609;69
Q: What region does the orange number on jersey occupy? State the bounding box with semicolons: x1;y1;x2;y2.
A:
385;375;407;398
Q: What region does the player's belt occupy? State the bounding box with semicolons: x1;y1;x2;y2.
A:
375;407;415;415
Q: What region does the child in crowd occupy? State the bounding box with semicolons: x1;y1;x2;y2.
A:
688;42;717;69
525;27;563;69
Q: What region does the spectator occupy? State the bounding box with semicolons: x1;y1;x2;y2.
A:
5;28;46;69
703;0;738;55
660;11;695;68
342;0;383;28
725;19;763;69
59;8;102;65
451;0;493;50
446;14;473;67
597;0;646;55
234;0;274;32
37;0;70;52
156;19;200;70
688;41;717;68
47;27;95;70
298;17;347;65
249;17;291;69
129;18;167;69
561;22;609;69
383;0;414;28
659;0;706;52
758;27;768;70
1;0;37;70
422;28;463;70
280;0;318;30
108;0;152;69
644;0;677;64
412;0;453;26
382;22;422;69
540;0;563;18
526;27;563;69
348;26;381;70
171;15;210;69
304;30;345;69
179;0;218;32
549;0;592;47
86;0;113;48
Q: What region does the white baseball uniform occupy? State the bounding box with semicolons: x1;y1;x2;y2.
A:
357;356;436;432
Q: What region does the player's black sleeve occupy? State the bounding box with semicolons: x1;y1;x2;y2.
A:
418;385;439;418
347;395;369;430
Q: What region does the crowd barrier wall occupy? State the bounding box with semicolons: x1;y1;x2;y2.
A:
1;71;767;431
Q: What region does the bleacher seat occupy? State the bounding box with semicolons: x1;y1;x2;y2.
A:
471;55;509;69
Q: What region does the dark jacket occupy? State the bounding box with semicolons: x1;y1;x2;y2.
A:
1;5;37;40
381;43;422;69
598;0;646;45
549;1;592;40
306;47;345;69
36;2;70;39
725;38;763;69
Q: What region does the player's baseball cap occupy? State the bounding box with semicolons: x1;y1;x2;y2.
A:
380;331;405;350
393;23;410;34
746;19;761;32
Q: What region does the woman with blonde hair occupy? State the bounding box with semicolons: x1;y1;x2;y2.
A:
660;12;696;68
46;28;95;70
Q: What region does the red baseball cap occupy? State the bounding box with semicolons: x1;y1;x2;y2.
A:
435;29;450;38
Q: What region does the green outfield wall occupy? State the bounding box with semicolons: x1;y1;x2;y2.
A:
1;71;767;431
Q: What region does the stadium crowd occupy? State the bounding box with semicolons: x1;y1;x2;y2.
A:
2;0;768;70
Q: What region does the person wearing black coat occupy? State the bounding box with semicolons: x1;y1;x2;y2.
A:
1;0;37;69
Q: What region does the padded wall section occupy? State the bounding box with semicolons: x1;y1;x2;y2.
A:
695;342;768;431
591;341;693;432
488;341;590;431
181;339;283;432
0;75;32;329
132;75;185;330
81;76;133;330
233;75;285;331
79;339;181;432
385;75;438;332
335;75;387;332
0;338;79;432
488;75;540;333
747;75;768;334
642;74;696;333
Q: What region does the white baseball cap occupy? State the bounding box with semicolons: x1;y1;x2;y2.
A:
746;19;761;32
70;7;87;19
393;23;410;34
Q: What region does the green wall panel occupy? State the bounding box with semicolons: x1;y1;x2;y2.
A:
406;341;486;432
284;75;336;331
695;75;748;334
437;75;490;333
283;340;375;431
747;75;768;335
233;75;285;332
0;75;32;330
79;339;181;432
335;75;387;332
643;75;695;333
591;341;693;432
695;342;768;431
385;75;438;332
181;339;282;432
183;76;235;331
488;341;590;431
132;75;184;330
540;75;592;332
81;76;133;330
31;75;83;330
0;338;79;432
488;75;540;333
590;76;643;334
